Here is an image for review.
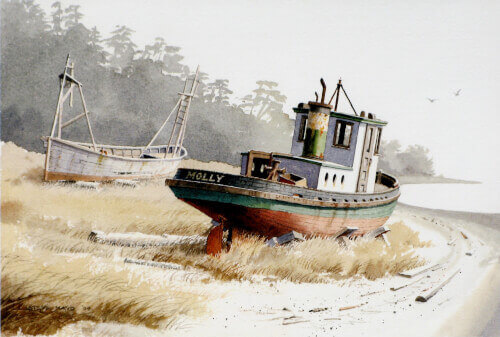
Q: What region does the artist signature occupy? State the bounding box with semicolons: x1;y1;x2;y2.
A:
185;170;224;183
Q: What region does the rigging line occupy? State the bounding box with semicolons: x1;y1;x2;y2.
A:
328;87;339;106
340;84;358;116
142;98;181;153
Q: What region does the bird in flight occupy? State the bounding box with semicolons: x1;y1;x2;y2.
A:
427;98;437;103
454;89;461;96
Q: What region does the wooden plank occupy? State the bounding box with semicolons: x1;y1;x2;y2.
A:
415;269;461;302
398;263;441;278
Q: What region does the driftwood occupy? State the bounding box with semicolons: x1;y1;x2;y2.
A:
360;290;384;297
339;302;367;311
390;274;428;291
282;320;310;326
74;181;100;189
398;263;441;278
309;307;328;313
415;269;461;302
460;231;468;239
123;258;182;270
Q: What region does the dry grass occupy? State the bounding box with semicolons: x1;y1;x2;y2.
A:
2;224;206;336
1;141;431;335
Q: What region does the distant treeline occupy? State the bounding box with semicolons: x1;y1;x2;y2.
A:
1;0;293;164
1;0;436;176
378;140;435;176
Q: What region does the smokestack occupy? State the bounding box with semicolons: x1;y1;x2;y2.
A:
302;79;333;160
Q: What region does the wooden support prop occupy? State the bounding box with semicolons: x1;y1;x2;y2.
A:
415;269;461;302
365;225;390;239
266;231;305;247
206;221;224;256
333;227;358;247
398;263;441;278
333;227;358;239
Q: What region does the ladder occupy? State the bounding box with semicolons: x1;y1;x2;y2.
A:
167;67;200;157
142;66;200;157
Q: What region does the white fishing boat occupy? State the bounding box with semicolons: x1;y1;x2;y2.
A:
43;55;199;182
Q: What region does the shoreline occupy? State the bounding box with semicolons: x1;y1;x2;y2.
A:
398;175;480;185
396;203;500;337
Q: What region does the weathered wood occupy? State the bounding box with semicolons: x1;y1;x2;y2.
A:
77;84;96;150
61;112;87;128
398;263;441;278
460;231;468;239
333;226;359;239
142;99;180;152
390;274;428;291
339;303;366;311
365;225;390;239
44;138;184;182
266;231;305;247
415;269;461;302
123;257;181;270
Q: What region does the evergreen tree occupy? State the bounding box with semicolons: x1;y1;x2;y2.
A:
104;25;137;71
50;1;63;35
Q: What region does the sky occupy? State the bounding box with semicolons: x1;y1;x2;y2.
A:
37;0;500;182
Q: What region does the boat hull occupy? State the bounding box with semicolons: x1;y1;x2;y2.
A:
166;169;400;238
44;137;186;181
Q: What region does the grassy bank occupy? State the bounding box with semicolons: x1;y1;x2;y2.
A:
1;142;430;335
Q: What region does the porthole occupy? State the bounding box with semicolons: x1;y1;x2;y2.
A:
353;199;358;202
332;198;337;202
324;173;329;183
344;199;349;202
333;174;337;184
341;175;345;184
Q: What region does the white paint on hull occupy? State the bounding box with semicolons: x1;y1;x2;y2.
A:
45;138;185;181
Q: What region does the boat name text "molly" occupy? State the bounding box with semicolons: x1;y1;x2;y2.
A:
186;171;225;183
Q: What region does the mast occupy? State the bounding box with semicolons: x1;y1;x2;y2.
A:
143;66;200;157
49;55;97;150
166;66;200;157
327;78;358;116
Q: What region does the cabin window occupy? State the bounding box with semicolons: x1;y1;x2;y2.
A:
324;172;329;183
374;128;382;154
297;115;308;141
367;128;374;153
333;174;337;185
333;120;353;148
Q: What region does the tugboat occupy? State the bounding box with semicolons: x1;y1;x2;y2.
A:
166;78;400;253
